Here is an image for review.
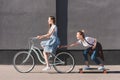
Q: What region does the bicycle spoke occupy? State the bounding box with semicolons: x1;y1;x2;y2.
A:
53;52;75;73
13;51;35;73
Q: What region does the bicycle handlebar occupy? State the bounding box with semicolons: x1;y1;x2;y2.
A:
28;37;38;48
29;37;38;40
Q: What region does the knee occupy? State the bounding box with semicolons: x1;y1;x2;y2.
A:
83;50;87;55
91;56;95;61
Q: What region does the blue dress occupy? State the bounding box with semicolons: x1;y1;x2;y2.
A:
40;25;60;54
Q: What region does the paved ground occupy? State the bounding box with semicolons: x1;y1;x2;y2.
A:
0;65;120;80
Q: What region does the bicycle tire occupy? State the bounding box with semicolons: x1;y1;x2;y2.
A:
53;52;75;73
13;51;35;73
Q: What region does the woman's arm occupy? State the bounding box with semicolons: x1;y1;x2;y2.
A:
60;41;79;48
68;42;79;47
92;38;97;49
37;27;55;39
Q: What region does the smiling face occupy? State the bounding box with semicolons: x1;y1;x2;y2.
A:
48;17;53;25
48;16;55;26
76;32;84;40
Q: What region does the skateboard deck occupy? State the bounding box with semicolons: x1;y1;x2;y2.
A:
79;68;108;73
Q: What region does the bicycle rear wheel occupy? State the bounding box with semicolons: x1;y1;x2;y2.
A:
13;51;35;73
53;52;75;73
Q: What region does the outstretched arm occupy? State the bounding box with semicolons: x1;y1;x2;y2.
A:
68;42;79;47
60;41;79;48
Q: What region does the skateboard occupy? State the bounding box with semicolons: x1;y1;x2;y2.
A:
79;68;108;74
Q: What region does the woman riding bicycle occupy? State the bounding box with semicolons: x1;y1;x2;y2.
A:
37;16;60;71
64;30;105;70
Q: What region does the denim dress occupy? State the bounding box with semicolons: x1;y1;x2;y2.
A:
40;25;60;54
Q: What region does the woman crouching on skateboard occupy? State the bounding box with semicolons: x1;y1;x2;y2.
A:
65;30;105;70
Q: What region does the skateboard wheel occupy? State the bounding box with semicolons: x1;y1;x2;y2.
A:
79;69;83;73
103;70;107;74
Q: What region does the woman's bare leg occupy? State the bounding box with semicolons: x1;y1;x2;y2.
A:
43;51;49;67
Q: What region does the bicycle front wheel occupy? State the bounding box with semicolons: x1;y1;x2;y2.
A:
13;51;35;73
53;52;75;73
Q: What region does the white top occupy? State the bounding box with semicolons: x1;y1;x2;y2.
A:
78;37;95;47
49;24;58;38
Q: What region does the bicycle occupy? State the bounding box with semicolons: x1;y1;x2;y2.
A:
13;37;75;73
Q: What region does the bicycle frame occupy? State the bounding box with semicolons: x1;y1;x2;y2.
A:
27;37;64;66
13;37;75;73
29;45;46;64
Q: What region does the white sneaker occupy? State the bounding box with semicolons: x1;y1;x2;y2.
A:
83;66;90;70
42;66;51;71
98;66;105;70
